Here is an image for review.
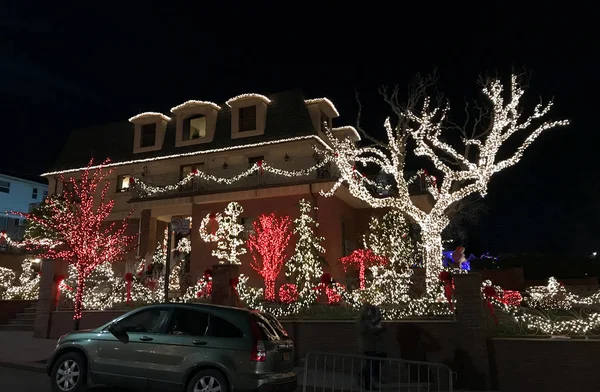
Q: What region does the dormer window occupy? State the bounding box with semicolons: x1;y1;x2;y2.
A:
226;93;270;139
140;123;157;147
320;110;331;132
171;100;220;147
183;114;207;140
129;112;170;154
239;106;257;132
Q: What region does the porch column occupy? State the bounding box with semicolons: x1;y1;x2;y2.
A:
34;259;58;338
139;209;157;262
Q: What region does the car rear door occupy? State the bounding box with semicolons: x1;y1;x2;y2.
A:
252;312;295;373
146;307;211;392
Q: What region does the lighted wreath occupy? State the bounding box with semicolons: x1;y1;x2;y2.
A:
199;212;222;242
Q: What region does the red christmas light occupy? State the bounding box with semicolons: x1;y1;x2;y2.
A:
339;249;387;289
24;159;135;330
278;283;298;304
247;213;292;301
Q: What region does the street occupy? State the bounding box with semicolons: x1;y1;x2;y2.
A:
0;366;123;391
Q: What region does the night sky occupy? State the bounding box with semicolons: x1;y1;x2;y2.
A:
0;3;597;256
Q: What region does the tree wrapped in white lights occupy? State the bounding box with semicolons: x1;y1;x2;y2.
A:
286;199;325;298
320;74;569;293
60;262;120;310
199;202;246;265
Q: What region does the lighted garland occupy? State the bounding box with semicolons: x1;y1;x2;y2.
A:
132;159;333;198
316;74;569;295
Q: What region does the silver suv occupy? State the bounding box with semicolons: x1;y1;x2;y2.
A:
47;303;297;392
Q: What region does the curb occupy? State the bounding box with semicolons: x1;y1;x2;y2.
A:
0;361;47;373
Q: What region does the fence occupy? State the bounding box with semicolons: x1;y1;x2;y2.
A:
302;352;453;392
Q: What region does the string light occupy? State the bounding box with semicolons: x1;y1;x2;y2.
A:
41;135;333;176
128;112;171;122
170;100;221;112
331;126;361;141
225;93;271;107
25;159;135;328
317;74;569;294
304;98;340;116
199;202;246;265
247;213;292;301
340;249;387;290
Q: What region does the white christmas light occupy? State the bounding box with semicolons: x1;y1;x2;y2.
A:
331;126;361;141
305;98;340;116
318;74;569;294
128;112;171;122
41;135;332;176
199;202;246;265
170;100;221;112
226;93;271;107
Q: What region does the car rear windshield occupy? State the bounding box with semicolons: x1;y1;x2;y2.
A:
252;312;289;341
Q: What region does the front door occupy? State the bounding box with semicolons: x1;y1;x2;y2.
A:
90;307;172;389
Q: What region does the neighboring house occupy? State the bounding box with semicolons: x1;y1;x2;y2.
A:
42;90;430;284
0;171;48;241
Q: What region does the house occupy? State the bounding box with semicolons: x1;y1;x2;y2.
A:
0;171;48;242
42;90;430;286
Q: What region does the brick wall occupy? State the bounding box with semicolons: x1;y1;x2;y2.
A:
493;338;600;392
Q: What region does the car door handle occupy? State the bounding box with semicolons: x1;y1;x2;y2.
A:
139;336;153;342
192;340;207;345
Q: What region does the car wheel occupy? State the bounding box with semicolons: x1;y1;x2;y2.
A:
188;369;229;392
50;352;88;392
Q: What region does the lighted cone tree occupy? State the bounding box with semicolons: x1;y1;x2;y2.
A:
247;213;292;301
320;74;569;294
286;199;325;299
23;160;135;329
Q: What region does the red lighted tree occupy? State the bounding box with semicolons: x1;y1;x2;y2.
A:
247;213;292;301
24;160;135;330
340;249;388;289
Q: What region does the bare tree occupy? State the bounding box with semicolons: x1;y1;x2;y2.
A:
320;73;568;294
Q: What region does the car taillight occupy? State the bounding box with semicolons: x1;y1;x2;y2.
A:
250;315;267;362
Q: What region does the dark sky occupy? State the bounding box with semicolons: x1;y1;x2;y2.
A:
0;3;597;255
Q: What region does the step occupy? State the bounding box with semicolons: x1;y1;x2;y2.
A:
23;308;38;314
0;324;34;331
15;313;37;321
10;318;35;326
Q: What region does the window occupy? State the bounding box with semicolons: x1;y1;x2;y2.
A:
248;156;263;177
183;115;207;141
168;309;209;337
252;313;289;341
239;105;257;132
140;123;157;148
320;110;331;132
117;308;171;334
117;175;131;193
0;180;9;193
180;163;205;179
32;188;38;200
206;315;243;338
42;190;48;199
14;218;20;227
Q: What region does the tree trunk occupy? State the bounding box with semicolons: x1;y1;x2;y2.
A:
264;277;276;302
421;228;444;295
72;268;86;331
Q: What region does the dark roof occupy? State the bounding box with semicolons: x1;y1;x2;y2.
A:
49;89;318;172
0;170;49;185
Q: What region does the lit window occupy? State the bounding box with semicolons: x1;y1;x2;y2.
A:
183;115;207;140
239;106;257;132
140;123;157;148
32;188;38;200
0;180;10;193
320;110;331;132
117;175;131;192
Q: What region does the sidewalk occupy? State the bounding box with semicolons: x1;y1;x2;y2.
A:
0;331;57;373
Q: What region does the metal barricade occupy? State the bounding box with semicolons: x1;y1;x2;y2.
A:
301;352;453;392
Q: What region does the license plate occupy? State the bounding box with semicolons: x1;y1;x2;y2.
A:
282;352;291;361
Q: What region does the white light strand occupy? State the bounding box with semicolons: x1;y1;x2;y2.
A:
199;202;246;265
170;100;221;112
305;98;340;116
317;74;569;294
42;135;332;176
128;112;171;123
226;93;271;107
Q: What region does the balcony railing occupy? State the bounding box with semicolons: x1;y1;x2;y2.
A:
130;157;339;200
129;158;429;200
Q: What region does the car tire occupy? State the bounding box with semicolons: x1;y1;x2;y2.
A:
50;352;88;392
187;369;229;392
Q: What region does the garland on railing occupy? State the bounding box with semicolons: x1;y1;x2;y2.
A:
131;158;333;197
